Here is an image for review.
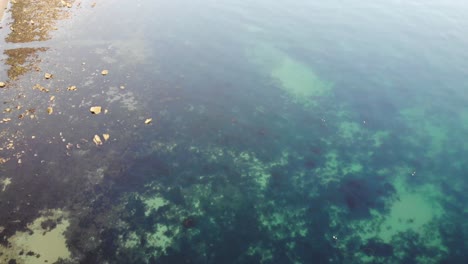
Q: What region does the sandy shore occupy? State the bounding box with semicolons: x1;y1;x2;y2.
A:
0;0;8;22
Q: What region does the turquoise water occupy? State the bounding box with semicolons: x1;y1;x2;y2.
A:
0;0;467;263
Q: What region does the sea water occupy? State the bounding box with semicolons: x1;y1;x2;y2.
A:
0;0;467;263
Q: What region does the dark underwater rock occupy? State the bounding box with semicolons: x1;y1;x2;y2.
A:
338;176;396;217
361;239;394;257
182;217;196;228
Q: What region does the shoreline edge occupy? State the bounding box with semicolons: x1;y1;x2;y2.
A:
0;0;9;22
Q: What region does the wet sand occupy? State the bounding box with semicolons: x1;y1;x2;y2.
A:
0;0;7;21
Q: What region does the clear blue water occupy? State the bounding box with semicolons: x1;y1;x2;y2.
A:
0;0;468;263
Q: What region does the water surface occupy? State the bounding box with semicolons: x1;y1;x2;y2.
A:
0;0;468;263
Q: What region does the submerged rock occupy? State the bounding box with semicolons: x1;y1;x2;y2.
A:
182;217;196;228
33;84;49;93
144;118;152;125
360;239;394;257
93;135;103;146
90;106;102;114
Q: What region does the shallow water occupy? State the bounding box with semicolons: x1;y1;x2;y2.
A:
1;0;468;263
